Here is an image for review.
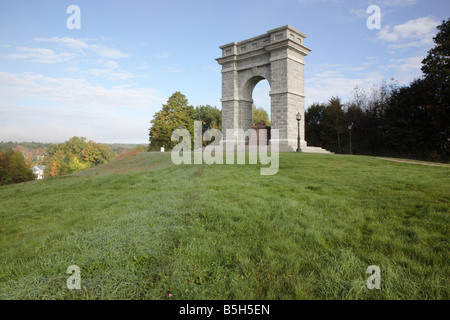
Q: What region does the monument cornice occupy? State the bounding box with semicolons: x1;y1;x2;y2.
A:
264;39;311;56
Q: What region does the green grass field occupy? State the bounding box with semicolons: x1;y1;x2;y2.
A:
0;152;448;299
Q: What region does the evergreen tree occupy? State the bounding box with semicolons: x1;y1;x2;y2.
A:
420;18;450;159
305;103;327;148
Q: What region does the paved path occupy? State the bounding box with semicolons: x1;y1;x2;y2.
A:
376;157;450;167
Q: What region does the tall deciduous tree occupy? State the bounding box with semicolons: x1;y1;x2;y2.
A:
194;105;222;131
148;92;194;151
194;105;222;146
252;105;271;126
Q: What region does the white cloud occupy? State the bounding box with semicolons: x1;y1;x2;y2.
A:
376;17;439;51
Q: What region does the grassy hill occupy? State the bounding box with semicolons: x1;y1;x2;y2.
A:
0;152;448;299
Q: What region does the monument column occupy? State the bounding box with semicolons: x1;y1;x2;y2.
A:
264;26;311;152
217;42;239;144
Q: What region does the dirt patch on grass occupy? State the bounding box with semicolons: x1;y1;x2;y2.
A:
115;150;140;160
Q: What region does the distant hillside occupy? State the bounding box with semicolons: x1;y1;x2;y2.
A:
0;142;50;166
107;143;148;155
0;141;148;167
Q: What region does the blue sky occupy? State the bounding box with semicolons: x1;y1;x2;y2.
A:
0;0;448;143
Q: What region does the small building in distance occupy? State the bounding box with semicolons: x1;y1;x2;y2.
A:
249;120;271;146
32;165;46;180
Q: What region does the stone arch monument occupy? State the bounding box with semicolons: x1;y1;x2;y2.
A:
216;25;329;153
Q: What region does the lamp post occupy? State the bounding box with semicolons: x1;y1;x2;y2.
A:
296;112;301;152
348;123;353;155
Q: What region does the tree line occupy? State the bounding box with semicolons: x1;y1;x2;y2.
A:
148;91;272;151
0;138;147;185
306;18;449;162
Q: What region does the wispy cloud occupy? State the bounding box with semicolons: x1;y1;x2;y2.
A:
155;52;170;59
383;56;424;82
203;65;221;73
349;0;418;21
22;37;130;60
304;50;428;106
89;44;129;59
0;103;151;144
8;47;75;64
0;71;163;108
6;38;140;83
0;70;165;143
161;66;183;73
378;0;417;8
87;60;135;80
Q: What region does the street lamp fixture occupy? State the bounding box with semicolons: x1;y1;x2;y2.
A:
348;123;353;155
296;112;301;152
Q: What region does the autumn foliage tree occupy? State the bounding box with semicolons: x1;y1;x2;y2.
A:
44;136;115;177
0;149;35;185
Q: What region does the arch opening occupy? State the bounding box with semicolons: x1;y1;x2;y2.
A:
251;79;271;127
242;77;272;146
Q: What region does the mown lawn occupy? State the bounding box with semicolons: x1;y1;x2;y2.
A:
0;152;448;299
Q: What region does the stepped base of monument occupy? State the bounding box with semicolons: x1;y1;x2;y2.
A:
276;144;333;153
216;140;333;154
